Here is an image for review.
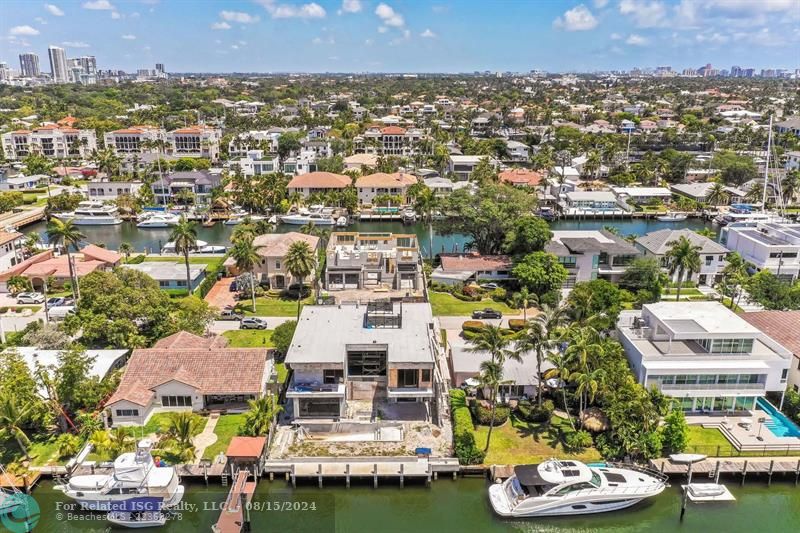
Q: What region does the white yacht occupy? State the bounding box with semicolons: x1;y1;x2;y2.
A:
161;239;208;254
54;439;185;511
137;213;181;228
657;213;688;222
489;459;667;517
56;201;122;226
280;206;336;226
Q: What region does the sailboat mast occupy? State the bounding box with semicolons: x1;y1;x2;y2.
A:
761;115;772;212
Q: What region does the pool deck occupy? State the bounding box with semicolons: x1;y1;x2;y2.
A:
687;409;800;452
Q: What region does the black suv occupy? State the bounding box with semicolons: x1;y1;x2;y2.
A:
471;308;503;319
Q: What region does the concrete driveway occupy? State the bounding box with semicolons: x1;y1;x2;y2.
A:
209;316;295;333
204;277;237;309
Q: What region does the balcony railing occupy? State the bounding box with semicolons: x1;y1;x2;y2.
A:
648;382;766;391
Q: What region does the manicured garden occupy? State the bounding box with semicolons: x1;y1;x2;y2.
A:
236;295;312;317
222;329;275;348
429;291;515;317
201;414;247;460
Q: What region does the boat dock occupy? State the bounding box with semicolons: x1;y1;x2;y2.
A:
212;470;256;533
263;457;460;488
649;456;800;485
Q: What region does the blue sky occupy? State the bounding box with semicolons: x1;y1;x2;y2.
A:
1;1;798;73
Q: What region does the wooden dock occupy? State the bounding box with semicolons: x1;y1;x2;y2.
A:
0;470;41;493
212;470;256;533
650;457;800;485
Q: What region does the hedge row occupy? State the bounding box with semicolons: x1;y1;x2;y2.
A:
449;389;485;465
196;256;228;298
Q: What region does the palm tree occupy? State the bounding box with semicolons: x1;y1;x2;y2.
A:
543;351;576;429
413;186;438;261
230;237;260;312
284;240;315;320
169;216;198;296
511;287;536;322
242;394;283;436
0;392;33;459
782;170;799;205
46;217;85;301
164;412;201;463
573;367;605;418
720;251;749;309
706;180;728;207
745;182;765;206
23;232;42;256
108;426;134;457
516;304;566;406
476;359;506;452
467;325;519;451
89;429;113;460
7;275;31;295
119;242;134;261
664;236;702;300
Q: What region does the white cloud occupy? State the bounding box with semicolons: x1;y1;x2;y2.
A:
375;3;404;27
420;28;436;38
231;44;239;50
45;4;65;16
341;0;362;14
121;33;136;40
110;11;121;19
82;0;114;10
593;0;609;7
35;17;48;25
553;4;598;31
9;25;40;36
211;21;231;30
610;32;622;40
256;1;326;19
619;0;667;28
220;10;260;23
377;26;388;33
625;33;648;46
62;41;90;48
695;32;729;45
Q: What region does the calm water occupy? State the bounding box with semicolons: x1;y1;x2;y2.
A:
27;477;800;532
24;218;715;255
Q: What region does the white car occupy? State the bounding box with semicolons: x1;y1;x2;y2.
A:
17;292;45;304
48;305;76;321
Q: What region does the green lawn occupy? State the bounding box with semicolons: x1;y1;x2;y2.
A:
429;292;516;317
222;329;274;348
236;295;311;317
474;413;602;465
138;255;224;272
662;288;704;297
139;412;206;437
686;426;730;449
201;414;247;460
275;363;288;384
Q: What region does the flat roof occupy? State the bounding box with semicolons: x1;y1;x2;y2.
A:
286;303;435;365
644;301;761;336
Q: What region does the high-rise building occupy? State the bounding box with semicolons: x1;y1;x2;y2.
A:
155;63;165;74
79;56;97;75
731;65;742;77
19;53;40;77
48;46;68;83
0;62;10;82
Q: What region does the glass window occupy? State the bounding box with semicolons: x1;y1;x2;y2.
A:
698;375;716;384
421;369;432;382
323;369;343;384
397;369;419;388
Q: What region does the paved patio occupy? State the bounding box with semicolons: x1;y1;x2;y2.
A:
204;276;237;309
688;410;800;451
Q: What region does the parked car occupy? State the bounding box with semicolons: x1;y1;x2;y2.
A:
17;292;45;304
479;282;499;290
471;308;502;319
284;283;311;299
48;305;76;321
240;317;268;330
219;307;243;321
46;297;66;308
229;280;238;292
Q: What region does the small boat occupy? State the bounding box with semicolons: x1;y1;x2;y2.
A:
280;212;336;226
402;208;417;224
682;483;736;502
336;216;348;227
489;459;667;517
161;240;208;254
198;245;226;253
669;453;707;464
137;213;181;228
657;213;687;222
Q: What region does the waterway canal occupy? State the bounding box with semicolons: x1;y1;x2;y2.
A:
28;477;800;532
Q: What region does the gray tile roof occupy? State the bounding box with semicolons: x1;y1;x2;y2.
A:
635;229;729;255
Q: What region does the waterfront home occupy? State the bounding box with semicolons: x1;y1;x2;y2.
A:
448;336;552;400
741;311;800;393
105;331;275;427
165;125;222;161
285;301;438;420
431;253;513;286
561;191;626;215
423;176;455;196
1;123;97;160
86;180;144;201
670;182;746;205
355;172;418;206
634;229;728;287
354;125;426;156
498;168;543;188
286;171;351;198
343;153;379;170
151;170;222;206
724;222;800;282
617;302;791;413
0;174;42;191
234;150;281;176
0;244;121;293
610;186;672;208
784;150;800;171
0;230;24;272
103;125;166;155
545;230;641;288
324;232;423;297
224;232;319;290
505;140;530;162
448;155;499;181
123;261;207;292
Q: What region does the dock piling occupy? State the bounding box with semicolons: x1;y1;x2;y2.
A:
714;461;721;484
741;460;748;486
400;463;404;488
768;460;774;486
291;464;296;488
795;460;800;486
346;464;350;488
318;463;323;489
373;463;378;489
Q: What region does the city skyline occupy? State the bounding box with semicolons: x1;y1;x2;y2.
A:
1;0;799;74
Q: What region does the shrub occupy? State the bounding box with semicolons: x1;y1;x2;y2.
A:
516;399;554;423
126;254;146;265
449;389;485;465
271;320;297;361
490;287;507;301
452;291;480;302
462;285;479;297
470;400;510;426
507;318;526;331
564;429;593;452
196;255;228;298
461;320;485;332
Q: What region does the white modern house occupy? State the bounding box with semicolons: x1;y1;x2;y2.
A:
545;230;641;288
635;229;729;287
86;180;144;201
448;155;498;181
561;191;624;215
724;222;800;282
285;301;438;420
617;302;791;413
611;186;673;208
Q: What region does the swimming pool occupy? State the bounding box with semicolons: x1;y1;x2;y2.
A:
756;397;800;438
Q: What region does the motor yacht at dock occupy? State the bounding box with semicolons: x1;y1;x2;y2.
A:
136;212;181;228
489;459;667;517
280;205;336;225
54;439;184;511
54;201;123;226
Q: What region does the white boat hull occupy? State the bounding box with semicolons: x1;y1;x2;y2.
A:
489;484;646;517
657;215;687;222
62;484;184;511
72;217;123;226
280;216;336;226
107;511;168;528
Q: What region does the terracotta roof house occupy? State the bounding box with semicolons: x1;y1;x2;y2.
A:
105;331;275;427
432;253;514;285
741;311;800;393
498;168;543;188
0;245;121;293
224;232;320;290
287;172;351;197
355;172;418;205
